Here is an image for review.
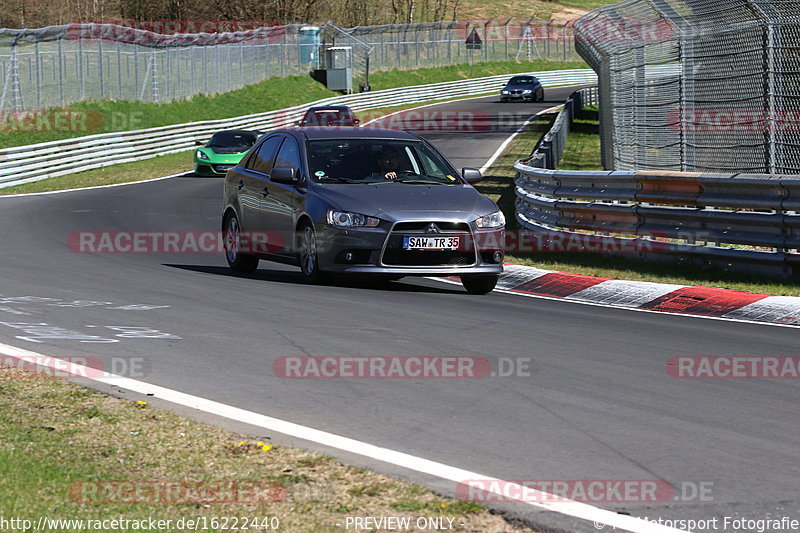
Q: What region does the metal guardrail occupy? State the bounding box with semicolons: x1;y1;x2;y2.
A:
525;86;598;169
513;165;800;276
0;68;597;189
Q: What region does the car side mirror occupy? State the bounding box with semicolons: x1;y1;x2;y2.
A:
194;140;204;146
271;166;298;184
353;118;360;125
462;168;482;184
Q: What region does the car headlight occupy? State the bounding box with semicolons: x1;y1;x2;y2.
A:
196;150;209;160
475;211;506;228
327;210;381;228
501;90;510;94
522;90;532;94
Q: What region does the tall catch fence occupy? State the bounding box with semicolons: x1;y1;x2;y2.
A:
326;19;580;78
0;19;580;111
574;0;800;174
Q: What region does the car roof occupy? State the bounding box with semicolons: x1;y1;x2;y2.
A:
282;127;421;141
305;106;352;112
212;129;259;135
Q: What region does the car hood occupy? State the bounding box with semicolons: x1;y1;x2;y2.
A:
504;83;536;90
315;183;498;221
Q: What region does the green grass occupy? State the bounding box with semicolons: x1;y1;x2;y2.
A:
474;111;800;296
558;105;602;170
0;58;587;149
0;366;529;533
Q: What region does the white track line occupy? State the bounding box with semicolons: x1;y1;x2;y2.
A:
0;340;684;533
479;104;563;174
0;171;190;198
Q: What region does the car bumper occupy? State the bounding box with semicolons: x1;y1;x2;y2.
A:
195;162;236;175
314;224;505;277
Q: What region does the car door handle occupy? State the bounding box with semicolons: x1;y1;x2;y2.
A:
237;181;244;190
261;187;270;197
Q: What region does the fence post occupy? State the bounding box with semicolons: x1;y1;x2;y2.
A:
34;40;42;109
280;32;286;76
150;49;159;102
415;27;420;66
78;35;85;100
116;41;122;99
133;43;139;101
57;37;65;106
98;36;105;99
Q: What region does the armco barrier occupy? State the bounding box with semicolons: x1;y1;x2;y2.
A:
513;166;800;277
0;69;596;189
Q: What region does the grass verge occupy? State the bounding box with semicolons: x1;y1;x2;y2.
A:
0;365;529;533
474;111;800;296
557;106;601;170
0;58;586;149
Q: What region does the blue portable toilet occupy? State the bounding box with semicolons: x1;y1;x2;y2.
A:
298;26;320;65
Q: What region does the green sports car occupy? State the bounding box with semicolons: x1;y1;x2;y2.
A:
194;130;261;176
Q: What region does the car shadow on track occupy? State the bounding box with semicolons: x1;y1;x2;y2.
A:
163;264;462;294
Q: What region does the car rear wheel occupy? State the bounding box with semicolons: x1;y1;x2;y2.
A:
298;223;326;284
224;213;259;273
461;274;498;295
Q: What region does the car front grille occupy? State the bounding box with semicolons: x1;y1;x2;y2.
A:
381;222;476;267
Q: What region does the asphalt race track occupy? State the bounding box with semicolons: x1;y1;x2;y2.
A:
1;86;798;532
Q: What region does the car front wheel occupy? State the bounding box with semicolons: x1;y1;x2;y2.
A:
298;223;326;284
224;212;259;273
461;274;498;295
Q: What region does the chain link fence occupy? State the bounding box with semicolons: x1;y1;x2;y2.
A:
326;19;581;82
0;19;581;112
574;0;800;174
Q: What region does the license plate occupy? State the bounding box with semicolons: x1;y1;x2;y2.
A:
216;165;233;172
403;236;460;250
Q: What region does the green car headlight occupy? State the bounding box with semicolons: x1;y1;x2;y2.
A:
196;150;209;160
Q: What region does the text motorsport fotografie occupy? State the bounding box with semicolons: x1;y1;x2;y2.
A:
636;516;800;532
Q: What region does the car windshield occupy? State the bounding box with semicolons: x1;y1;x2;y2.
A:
207;132;258;150
304;110;354;126
509;77;535;85
307;140;460;184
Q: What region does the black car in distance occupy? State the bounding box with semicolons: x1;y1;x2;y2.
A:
500;75;545;102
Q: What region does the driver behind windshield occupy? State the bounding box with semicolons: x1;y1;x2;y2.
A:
374;146;403;180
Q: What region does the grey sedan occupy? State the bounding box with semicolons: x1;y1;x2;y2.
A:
221;127;505;294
